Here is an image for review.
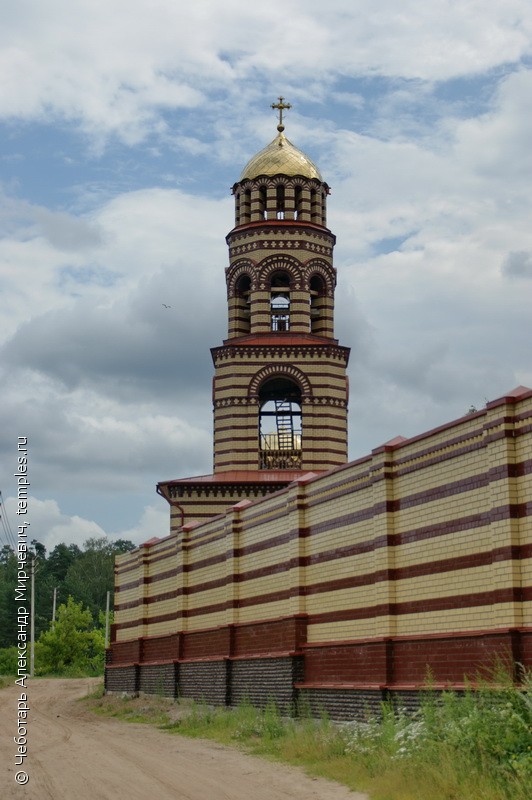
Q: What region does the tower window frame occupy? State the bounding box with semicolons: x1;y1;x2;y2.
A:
309;274;326;333
258;377;302;470
234;273;252;334
259;185;267;219
269;271;292;332
276;184;285;219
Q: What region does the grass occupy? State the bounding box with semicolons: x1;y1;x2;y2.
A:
0;675;12;690
84;672;532;800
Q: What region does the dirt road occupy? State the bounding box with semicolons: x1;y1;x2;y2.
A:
0;679;366;799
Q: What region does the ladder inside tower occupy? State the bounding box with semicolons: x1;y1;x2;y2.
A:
275;400;296;449
258;387;302;469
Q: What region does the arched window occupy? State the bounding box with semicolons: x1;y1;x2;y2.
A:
234;274;252;334
259;378;302;469
236;274;251;297
270;271;291;331
276;184;285;219
309;274;326;333
259;186;267;219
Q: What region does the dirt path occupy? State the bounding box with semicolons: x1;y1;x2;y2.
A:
0;678;367;799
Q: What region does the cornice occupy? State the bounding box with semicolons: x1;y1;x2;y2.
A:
213;395;348;409
226;221;336;247
164;482;293;500
229;237;333;260
211;342;350;363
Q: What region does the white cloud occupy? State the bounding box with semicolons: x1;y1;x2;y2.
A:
1;495;166;552
0;1;531;546
113;504;169;546
3;496;107;553
1;1;531;147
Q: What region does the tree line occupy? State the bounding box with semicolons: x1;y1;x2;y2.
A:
0;536;135;674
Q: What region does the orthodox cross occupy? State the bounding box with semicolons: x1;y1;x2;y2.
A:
271;97;292;131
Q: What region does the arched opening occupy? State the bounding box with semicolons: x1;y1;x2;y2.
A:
276;184;285;219
259;377;302;469
234;274;251;334
236;274;251;296
259;185;267;219
309;274;326;333
270;271;291;331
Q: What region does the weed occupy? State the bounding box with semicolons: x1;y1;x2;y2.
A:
85;667;532;800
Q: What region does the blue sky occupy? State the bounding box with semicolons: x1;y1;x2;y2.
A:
1;1;532;552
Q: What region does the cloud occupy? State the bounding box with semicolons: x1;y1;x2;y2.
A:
501;250;532;278
1;1;531;148
3;496;107;553
0;2;531;550
33;207;104;251
0;373;213;495
1;494;167;552
112;504;169;546
2;269;220;399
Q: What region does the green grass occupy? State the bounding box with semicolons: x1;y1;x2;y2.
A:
88;685;177;726
0;675;12;690
84;672;532;800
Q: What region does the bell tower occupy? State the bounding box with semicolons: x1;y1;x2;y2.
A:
212;99;350;474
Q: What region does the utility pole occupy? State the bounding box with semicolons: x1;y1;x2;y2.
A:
30;555;35;678
52;587;57;629
104;590;110;650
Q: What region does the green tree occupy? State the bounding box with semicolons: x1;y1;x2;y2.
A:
37;596;104;675
47;542;81;584
112;539;136;553
64;537;135;621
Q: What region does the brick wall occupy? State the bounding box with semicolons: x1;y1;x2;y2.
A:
178;660;229;704
139;664;177;696
297;688;385;721
230;656;303;712
105;665;138;694
107;386;532;712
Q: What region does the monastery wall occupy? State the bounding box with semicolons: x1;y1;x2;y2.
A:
106;386;532;716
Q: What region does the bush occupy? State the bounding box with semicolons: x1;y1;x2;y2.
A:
0;646;19;675
340;673;532;797
37;596;105;675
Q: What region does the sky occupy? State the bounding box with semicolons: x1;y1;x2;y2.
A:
1;0;531;554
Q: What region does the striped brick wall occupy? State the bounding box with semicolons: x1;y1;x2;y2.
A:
107;386;532;708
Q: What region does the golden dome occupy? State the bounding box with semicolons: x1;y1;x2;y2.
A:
239;131;322;181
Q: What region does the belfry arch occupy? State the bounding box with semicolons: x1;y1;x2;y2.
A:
269;270;291;332
258;377;302;470
248;364;312;400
